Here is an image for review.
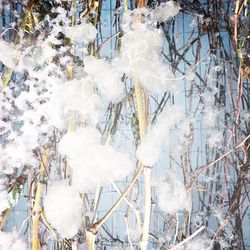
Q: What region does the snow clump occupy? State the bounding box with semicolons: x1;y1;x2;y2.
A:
119;12;175;93
43;181;83;238
59;128;132;192
62;22;97;44
137;106;183;166
154;172;191;215
0;231;26;250
151;1;181;23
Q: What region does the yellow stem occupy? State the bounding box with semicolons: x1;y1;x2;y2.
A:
40;211;57;237
133;2;151;247
32;149;49;250
32;182;41;250
124;0;128;11
86;231;96;250
134;80;151;250
234;0;240;45
0;208;11;230
93;164;144;231
140;168;151;250
2;68;13;86
72;0;76;26
134;79;147;138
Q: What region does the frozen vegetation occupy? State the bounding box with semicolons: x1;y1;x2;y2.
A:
0;0;249;249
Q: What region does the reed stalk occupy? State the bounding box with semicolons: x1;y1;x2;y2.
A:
32;149;48;250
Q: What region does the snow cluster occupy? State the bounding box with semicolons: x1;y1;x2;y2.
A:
43;181;83;238
45;77;104;129
203;102;223;148
0;186;9;214
137;106;183;166
62;22;97;44
84;56;125;102
0;13;102;170
207;129;223;148
0;143;26;174
0;4;182;177
200;63;225;148
0;79;40;172
59;128;132;192
154;171;191;214
119;13;175;93
177;235;212;250
0;1;185;245
0;231;26;250
203;107;220;127
151;1;181;23
0;39;17;69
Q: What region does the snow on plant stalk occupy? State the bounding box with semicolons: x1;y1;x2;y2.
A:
119;15;175;93
132;2;151;249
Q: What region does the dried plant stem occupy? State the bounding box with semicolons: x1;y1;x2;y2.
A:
133;0;151;244
32;149;48;250
234;0;240;45
134;80;151;250
86;121;119;250
0;208;11;230
134;79;147;138
32;182;41;250
140;167;151;250
40;211;57;238
2;68;13;86
110;178;142;233
169;226;206;250
86;231;96;250
187;133;250;190
125;216;134;249
93;183;102;219
173;212;179;245
123;1;151;247
92;163;144;231
72;0;76;26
